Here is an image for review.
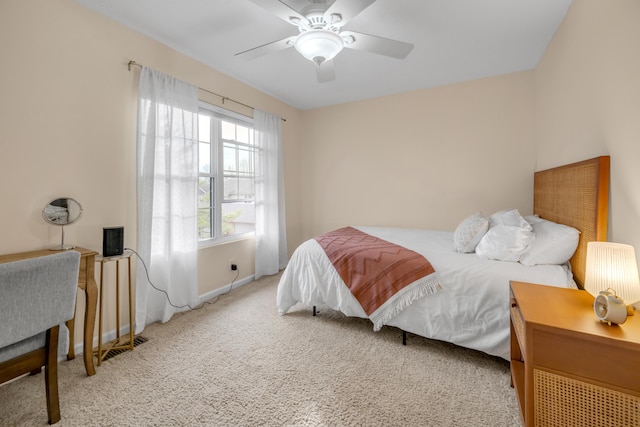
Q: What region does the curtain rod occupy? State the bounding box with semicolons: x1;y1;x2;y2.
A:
127;60;285;122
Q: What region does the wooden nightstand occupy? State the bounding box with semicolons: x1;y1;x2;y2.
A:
509;281;640;427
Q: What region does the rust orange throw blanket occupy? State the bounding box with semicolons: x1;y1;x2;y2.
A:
315;227;441;331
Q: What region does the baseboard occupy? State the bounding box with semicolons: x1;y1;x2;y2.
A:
198;274;255;303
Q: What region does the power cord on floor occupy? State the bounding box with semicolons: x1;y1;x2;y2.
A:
125;247;239;310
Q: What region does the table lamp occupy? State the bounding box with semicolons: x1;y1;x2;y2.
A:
584;242;640;324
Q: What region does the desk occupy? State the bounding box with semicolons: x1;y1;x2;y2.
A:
0;247;98;376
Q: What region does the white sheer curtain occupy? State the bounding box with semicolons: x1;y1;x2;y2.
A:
254;109;288;279
135;66;199;334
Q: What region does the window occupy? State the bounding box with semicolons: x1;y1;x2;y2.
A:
198;104;255;243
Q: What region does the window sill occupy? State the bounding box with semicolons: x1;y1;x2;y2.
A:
198;232;255;250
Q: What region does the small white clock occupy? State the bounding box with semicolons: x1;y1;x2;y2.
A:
594;290;627;325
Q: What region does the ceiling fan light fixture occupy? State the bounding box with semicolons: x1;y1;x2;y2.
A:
294;29;344;64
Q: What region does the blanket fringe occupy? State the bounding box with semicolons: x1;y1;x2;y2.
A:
370;275;442;331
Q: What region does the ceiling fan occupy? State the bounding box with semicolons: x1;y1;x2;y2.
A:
236;0;414;83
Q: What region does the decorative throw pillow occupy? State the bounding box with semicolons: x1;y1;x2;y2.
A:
476;209;534;262
519;216;580;266
453;212;489;253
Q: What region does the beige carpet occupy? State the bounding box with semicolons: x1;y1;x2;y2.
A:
0;273;520;426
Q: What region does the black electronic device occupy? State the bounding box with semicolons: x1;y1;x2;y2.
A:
103;226;124;257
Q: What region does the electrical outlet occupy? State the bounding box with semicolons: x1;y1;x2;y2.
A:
229;259;237;271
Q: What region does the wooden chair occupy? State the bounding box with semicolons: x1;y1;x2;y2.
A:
0;251;80;424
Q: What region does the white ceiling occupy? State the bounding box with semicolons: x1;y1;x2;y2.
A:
75;0;573;110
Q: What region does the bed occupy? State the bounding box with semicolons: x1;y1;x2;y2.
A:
276;156;610;360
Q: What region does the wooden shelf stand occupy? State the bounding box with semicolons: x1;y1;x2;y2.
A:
94;251;135;365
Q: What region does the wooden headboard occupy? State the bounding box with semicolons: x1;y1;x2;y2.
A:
533;156;610;288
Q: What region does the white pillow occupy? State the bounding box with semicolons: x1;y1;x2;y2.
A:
488;209;528;228
476;209;534;262
524;214;543;224
520;217;580;266
453;212;489;253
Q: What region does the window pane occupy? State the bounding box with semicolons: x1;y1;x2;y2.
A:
198;178;214;239
222;202;255;236
198;177;212;208
223;177;254;201
238;177;254;199
198;208;213;240
199;142;210;174
238;148;251;173
198;115;210;143
224;177;238;199
236;125;249;144
221;121;235;140
223;145;236;172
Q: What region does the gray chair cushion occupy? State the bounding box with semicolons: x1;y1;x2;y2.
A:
0;324;69;364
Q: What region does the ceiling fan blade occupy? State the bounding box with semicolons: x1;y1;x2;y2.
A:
316;59;335;83
341;31;414;59
248;0;306;26
235;36;296;60
324;0;376;27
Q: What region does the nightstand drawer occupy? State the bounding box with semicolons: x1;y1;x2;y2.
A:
533;329;640;392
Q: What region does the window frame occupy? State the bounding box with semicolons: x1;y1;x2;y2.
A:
198;102;256;248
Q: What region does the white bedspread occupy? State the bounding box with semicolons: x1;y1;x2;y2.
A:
277;227;576;360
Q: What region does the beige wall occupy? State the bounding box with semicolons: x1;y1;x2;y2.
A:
299;71;537;238
535;0;640;254
0;0;302;346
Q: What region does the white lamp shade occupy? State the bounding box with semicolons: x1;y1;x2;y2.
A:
584;241;640;304
294;30;344;64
